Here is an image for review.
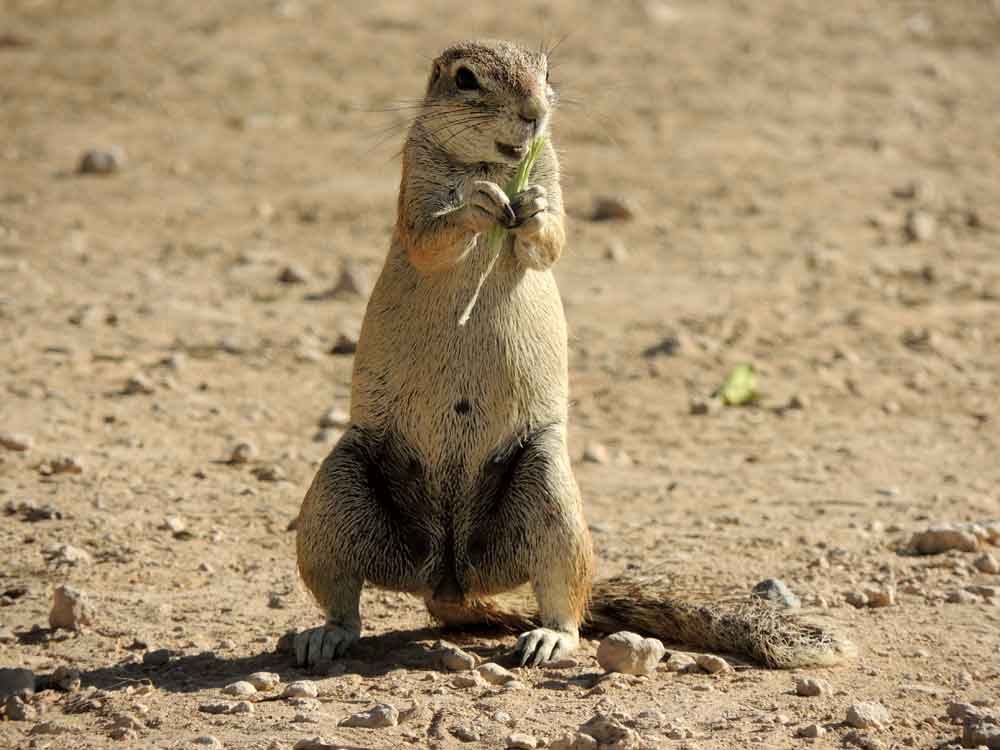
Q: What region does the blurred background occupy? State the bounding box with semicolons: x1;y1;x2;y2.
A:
1;0;999;745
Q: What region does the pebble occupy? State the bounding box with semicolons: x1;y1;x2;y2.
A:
78;146;127;175
596;631;665;676
696;654;733;674
963;717;1000;749
947;589;979;605
4;695;37;721
551;733;599;750
0;668;35;701
752;578;801;608
0;627;15;643
49;584;95;630
604;240;628;262
974;553;1000;574
795;676;832;697
143;649;173;667
283;680;318;699
451;672;486;689
230;701;254;714
122;374;155;395
846;702;892;729
318;407;350;429
278;264;309;284
947;702;985;722
45;543;92;567
845;590;869;608
435;641;477;671
48;455;84;475
451;726;480;742
339;703;399;728
228;442;258;464
506;732;538;749
582;441;610;464
252;464;286;482
663;652;699;673
292;712;320;724
162;516;187;535
904;209;936;242
246;672;280;691
864;586;896;608
797;723;826;738
689;397;720;416
476;662;517;685
0;431;33;451
578;712;642;747
909;526;980;555
545;658;578;669
51;665;81;692
222;681;256;697
198;702;235;715
330;327;359;355
293;739;344;750
192;737;223;749
591;195;636;221
330;261;371;297
844;729;884;749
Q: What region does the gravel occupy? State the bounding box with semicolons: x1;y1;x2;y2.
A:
846;702;893;729
752;578;802;608
339;703;399;728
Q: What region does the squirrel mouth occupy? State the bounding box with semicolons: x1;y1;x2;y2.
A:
495;141;526;160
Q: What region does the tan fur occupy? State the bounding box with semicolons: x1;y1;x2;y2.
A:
294;39;854;670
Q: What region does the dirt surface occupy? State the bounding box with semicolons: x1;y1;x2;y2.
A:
2;1;1000;748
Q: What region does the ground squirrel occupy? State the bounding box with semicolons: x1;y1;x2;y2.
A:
294;39;854;669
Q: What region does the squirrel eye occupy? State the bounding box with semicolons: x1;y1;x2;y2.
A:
454;67;480;91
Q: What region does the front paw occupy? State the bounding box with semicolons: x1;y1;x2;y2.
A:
293;622;361;669
508;184;549;239
464;180;516;233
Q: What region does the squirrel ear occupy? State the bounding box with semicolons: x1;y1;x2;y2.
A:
427;63;442;92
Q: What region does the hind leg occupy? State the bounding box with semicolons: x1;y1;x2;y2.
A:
467;424;594;666
295;427;430;667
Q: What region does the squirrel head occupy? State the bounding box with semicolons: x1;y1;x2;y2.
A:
420;39;553;165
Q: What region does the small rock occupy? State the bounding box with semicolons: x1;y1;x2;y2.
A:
591;195;636;221
965;584;997;599
579;712;642;748
795;676;832;697
974;553;1000;574
48;455;84;475
451;726;480;742
596;631;665;676
582;441;610;464
689;397;719;416
222;681;256;697
252;464;286;482
293;739;345;750
142;648;173;667
283;680;318;699
604;240;628;262
545;658;578;669
122;374;155;395
246;672;280;691
330;262;371;298
44;543;92;567
844;729;885;749
845;590;869;608
435;641;477;671
192;736;223;749
947;589;979;605
51;666;81;692
162;516;187;535
948;703;985;722
863;586;896;608
476;662;517;685
231;701;254;714
0;627;15;643
506;732;538;749
664;652;699;673
696;654;733;674
904;209;936;242
292;712;320;723
228;442;257;465
339;703;399;728
78;146;127;175
0;668;35;701
278;264;309;284
0;432;32;451
550;734;599;750
451;672;486;689
909;526;980;555
50;585;95;630
846;702;892;729
318;407;350;429
963;717;1000;749
4;695;37;721
752;579;801;609
797;723;826;738
199;702;234;715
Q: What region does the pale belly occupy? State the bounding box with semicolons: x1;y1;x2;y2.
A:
350;241;569;481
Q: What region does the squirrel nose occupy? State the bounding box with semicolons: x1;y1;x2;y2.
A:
518;96;545;126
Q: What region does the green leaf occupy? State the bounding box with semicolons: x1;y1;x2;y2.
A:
718;364;758;406
487;136;547;253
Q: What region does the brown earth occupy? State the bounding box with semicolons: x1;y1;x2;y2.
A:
2;1;999;748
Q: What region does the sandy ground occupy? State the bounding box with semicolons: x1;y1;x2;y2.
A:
2;1;1000;748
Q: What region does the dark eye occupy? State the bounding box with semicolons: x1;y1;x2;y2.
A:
455;67;480;91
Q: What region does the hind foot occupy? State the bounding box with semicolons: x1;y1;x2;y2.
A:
514;627;579;667
294;622;360;668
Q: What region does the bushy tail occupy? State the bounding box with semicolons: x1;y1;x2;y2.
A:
427;574;855;669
